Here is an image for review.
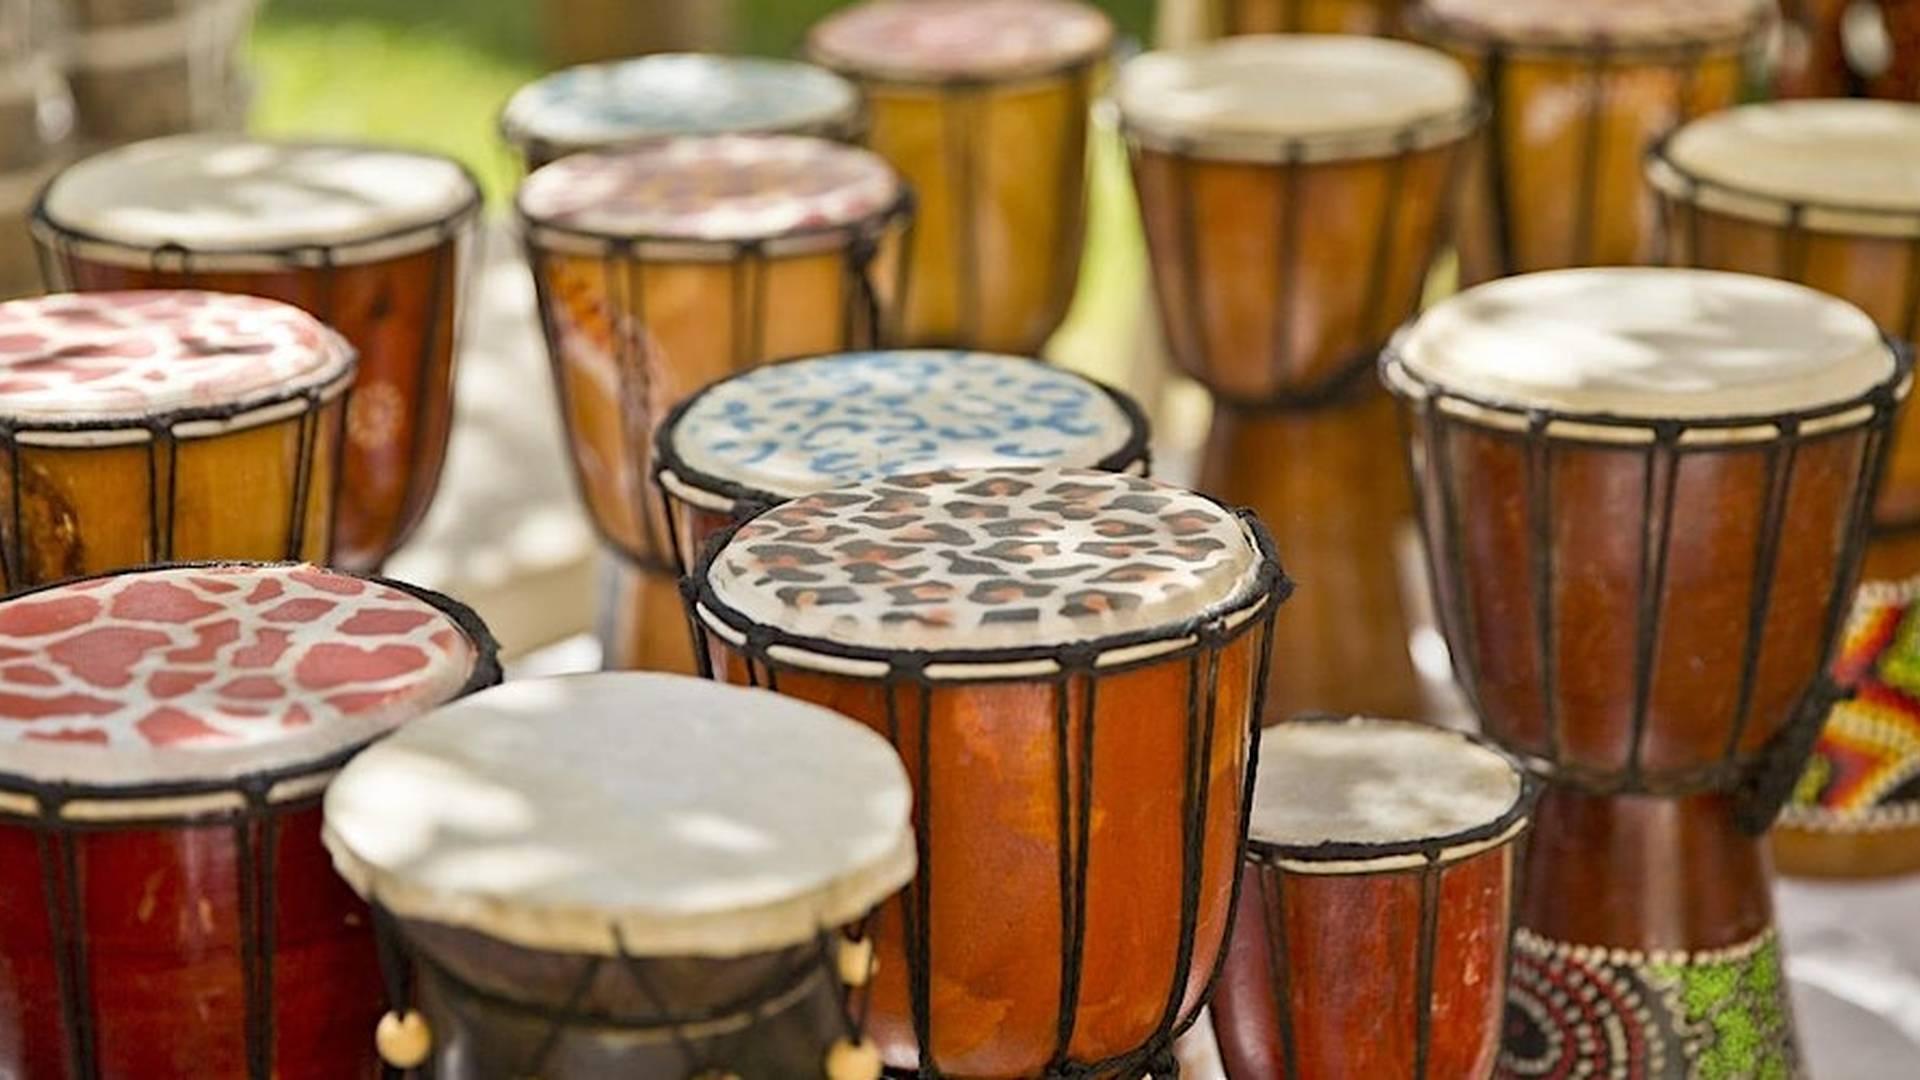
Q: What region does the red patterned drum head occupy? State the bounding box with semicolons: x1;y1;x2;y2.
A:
809;0;1112;80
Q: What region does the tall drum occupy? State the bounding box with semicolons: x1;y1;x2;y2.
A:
808;0;1111;353
518;135;910;674
501;53;863;169
0;561;498;1079
0;290;353;590
1210;0;1406;37
691;467;1287;1077
1117;34;1478;721
323;672;914;1079
650;348;1150;670
1212;718;1535;1080
1386;268;1909;1076
32;134;483;572
1410;0;1768;283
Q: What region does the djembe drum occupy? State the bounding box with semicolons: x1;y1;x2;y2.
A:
1410;0;1768;283
322;672;914;1079
1210;0;1406;36
0;290;353;589
1774;0;1854;97
1117;34;1478;721
0;560;498;1078
32;134;482;572
1385;268;1910;1076
517;135;910;675
1212;717;1535;1079
689;467;1287;1077
807;0;1110;353
501;53;863;170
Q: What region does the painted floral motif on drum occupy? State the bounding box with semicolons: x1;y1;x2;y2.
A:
1501;929;1796;1080
0;564;474;749
1786;586;1920;822
674;351;1136;493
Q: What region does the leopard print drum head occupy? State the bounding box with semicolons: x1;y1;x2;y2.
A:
323;672;916;957
659;350;1148;510
0;290;354;428
808;0;1112;82
0;563;485;791
699;467;1271;660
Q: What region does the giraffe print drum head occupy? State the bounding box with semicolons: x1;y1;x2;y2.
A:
0;563;482;788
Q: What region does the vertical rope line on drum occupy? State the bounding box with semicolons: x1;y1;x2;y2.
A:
1484;46;1515;278
1412;857;1442;1080
913;675;938;1075
1524;413;1559;766
1820;396;1899;669
518;955;606;1077
162;425;180;561
234;812;266;1079
1425;407;1485;717
36;815;98;1079
1725;427;1799;766
286;394;317;561
246;786;281;1080
1572;43;1607;266
1900;236;1920;344
1360;137;1411;358
1256;867;1298;1080
616;926;715;1076
1152;645;1219;1049
1048;664;1094;1067
327;388;350;560
1272;147;1305;392
1;425;19;590
1171;141;1213;390
1626;431;1681;785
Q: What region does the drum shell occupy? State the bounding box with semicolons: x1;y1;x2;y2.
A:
699;632;1262;1077
605;559;698;674
39;237;467;573
0;395;345;592
1216;0;1405;37
1131;139;1461;403
0;801;382;1079
1212;840;1517;1079
66;0;254;144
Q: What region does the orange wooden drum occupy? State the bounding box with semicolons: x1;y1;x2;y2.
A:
1410;0;1768;283
517;135;910;675
0;290;352;591
689;467;1286;1077
1210;0;1406;37
31;135;482;572
808;0;1110;353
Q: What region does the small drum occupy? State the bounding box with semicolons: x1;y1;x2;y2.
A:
808;0;1111;353
518;135;910;673
1210;0;1406;37
32;134;483;572
0;290;354;590
322;671;914;1078
1411;0;1769;283
0;560;498;1078
500;53;863;170
64;0;255;143
1773;577;1920;878
690;467;1287;1077
1649;100;1920;542
1212;718;1535;1079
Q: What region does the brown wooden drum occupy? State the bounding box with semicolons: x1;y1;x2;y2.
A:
0;560;498;1079
808;0;1110;353
1773;0;1853;97
323;673;911;1079
1410;0;1768;284
0;290;353;590
1210;0;1406;37
517;135;910;675
501;53;863;170
690;467;1286;1077
31;134;482;573
1212;718;1535;1080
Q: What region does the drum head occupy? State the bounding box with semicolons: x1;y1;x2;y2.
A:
0;562;485;792
660;350;1147;509
1418;0;1766;49
808;0;1112;82
322;672;916;958
0;290;354;428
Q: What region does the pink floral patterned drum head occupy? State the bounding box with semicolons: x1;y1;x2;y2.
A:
810;0;1112;80
0;563;478;786
1424;0;1765;46
0;290;353;425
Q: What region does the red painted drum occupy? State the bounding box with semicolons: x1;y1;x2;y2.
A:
1387;268;1909;1077
0;290;354;591
31;135;483;573
1213;718;1535;1080
323;672;914;1078
0;561;499;1080
690;467;1287;1077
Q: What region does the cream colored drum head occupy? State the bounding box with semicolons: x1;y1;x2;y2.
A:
1650;100;1920;239
1419;0;1766;48
323;672;916;958
1115;34;1477;160
1389;268;1896;423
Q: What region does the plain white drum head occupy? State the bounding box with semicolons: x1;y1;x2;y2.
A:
809;0;1112;82
668;351;1141;503
1422;0;1765;48
1652;100;1920;238
1393;268;1895;421
1116;35;1476;157
39;134;478;263
322;672;917;958
1251;718;1523;853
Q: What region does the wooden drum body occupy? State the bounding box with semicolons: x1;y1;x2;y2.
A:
1412;0;1765;283
1211;0;1406;37
809;0;1110;353
0;290;353;591
0;562;498;1079
690;468;1285;1077
33;135;483;572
